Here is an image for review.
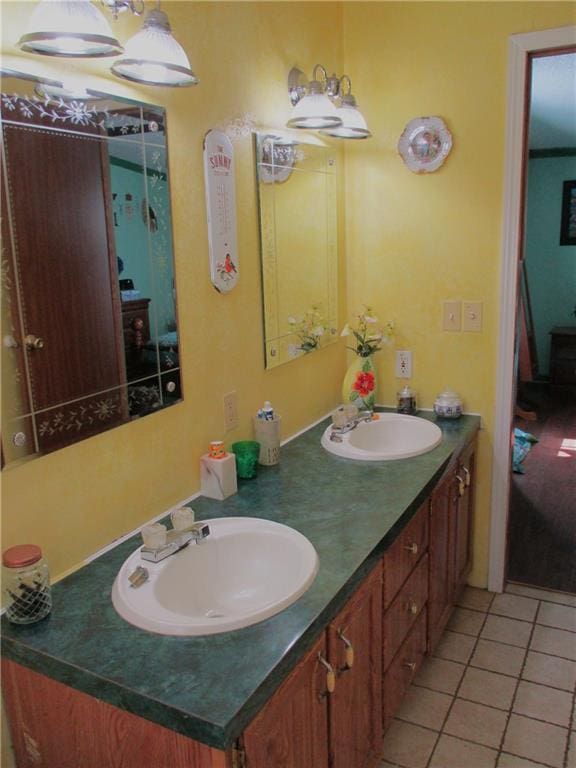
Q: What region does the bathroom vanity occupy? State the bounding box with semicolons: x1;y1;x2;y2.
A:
1;413;479;768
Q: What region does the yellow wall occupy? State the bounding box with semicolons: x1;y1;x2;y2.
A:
342;1;575;586
0;1;346;579
1;1;575;587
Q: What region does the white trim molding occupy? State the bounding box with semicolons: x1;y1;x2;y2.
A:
489;25;576;593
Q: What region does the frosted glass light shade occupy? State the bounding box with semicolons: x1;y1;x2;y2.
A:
287;91;341;130
111;9;198;87
18;0;123;58
321;97;371;139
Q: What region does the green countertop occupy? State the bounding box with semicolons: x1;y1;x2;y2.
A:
1;412;480;750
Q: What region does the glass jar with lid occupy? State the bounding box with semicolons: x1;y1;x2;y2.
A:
2;544;52;624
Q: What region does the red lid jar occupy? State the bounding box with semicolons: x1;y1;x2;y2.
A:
3;544;43;568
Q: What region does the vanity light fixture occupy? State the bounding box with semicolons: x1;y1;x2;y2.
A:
17;0;123;57
287;65;371;139
111;7;198;87
16;0;198;88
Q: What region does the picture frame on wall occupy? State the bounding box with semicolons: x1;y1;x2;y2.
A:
559;179;576;246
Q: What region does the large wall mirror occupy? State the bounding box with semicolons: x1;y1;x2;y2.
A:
1;71;181;466
254;131;338;369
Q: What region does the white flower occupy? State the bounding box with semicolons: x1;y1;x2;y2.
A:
364;314;379;323
312;325;325;338
340;323;351;337
287;316;297;325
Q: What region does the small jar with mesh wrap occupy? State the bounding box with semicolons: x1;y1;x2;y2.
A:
2;544;52;624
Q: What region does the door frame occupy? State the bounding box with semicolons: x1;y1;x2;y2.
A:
488;25;576;593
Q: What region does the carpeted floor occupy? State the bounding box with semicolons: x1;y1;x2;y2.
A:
507;382;576;594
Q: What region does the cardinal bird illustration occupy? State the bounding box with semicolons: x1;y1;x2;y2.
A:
224;253;237;273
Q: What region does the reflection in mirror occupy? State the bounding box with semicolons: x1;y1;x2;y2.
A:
1;71;181;466
255;131;338;369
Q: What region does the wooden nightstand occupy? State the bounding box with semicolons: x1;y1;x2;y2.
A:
549;326;576;385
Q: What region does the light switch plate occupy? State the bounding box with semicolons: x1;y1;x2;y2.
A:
463;301;483;332
443;301;461;331
223;391;238;431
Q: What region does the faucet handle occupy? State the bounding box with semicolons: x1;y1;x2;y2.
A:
141;523;167;548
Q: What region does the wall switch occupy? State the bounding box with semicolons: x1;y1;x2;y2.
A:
443;301;461;331
463;301;483;332
223;391;238;432
395;350;412;379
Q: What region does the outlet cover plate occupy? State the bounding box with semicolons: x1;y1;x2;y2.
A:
395;350;412;378
223;391;238;431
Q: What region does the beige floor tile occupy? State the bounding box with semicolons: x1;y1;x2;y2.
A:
506;583;576;608
567;731;576;768
470;639;526;677
458;666;517;710
537;602;576;633
447;607;486;636
497;754;549;768
443;698;507;748
522;650;576;692
395;685;452;730
413;656;465;695
481;615;533;648
513;680;572;727
457;587;494;612
531;624;576;661
429;734;497;768
434;630;477;664
490;593;539;622
502;714;568;768
381;720;437;768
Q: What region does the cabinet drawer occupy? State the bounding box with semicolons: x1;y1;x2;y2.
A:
383;501;429;609
382;609;427;733
383;554;428;671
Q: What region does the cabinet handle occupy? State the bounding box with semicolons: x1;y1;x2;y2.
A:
24;334;44;350
317;653;336;696
456;475;465;497
407;600;419;616
403;661;416;672
337;630;354;671
404;542;418;555
462;466;471;487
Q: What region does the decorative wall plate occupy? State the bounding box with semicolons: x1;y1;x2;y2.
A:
398;116;452;173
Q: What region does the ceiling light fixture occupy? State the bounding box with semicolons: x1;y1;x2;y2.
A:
16;0;198;88
287;65;371;140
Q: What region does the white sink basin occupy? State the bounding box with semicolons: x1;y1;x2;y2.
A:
321;413;442;461
112;517;319;636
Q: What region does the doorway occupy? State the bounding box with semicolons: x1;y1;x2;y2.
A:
489;26;576;594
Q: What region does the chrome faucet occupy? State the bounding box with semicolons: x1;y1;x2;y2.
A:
140;523;210;563
329;410;373;441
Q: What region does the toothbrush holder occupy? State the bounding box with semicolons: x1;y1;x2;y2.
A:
253;416;281;466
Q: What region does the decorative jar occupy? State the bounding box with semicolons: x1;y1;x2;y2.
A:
433;390;463;419
2;544;52;624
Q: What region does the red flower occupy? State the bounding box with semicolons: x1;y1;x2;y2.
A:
353;371;375;397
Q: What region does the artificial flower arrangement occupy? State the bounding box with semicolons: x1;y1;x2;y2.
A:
341;307;394;407
341;307;394;357
288;305;328;355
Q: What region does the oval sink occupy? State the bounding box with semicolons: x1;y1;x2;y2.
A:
321;413;442;461
112;517;319;636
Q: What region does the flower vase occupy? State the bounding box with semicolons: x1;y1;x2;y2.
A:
342;355;377;411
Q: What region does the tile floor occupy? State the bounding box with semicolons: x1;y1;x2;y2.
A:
381;583;576;768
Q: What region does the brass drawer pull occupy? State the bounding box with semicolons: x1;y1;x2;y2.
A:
456;475;465;496
463;466;471;487
24;334;44;350
318;653;336;695
404;542;418;555
403;661;416;672
407;600;419;616
338;630;354;671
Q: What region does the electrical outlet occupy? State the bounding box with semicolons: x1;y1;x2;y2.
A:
223;391;238;432
443;301;461;331
395;350;412;379
463;301;483;332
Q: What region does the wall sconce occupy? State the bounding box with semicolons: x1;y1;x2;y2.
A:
287;65;371;140
16;0;198;88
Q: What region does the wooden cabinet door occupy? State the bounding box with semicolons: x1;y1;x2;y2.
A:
428;467;456;653
328;564;383;768
242;634;330;768
453;440;476;598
